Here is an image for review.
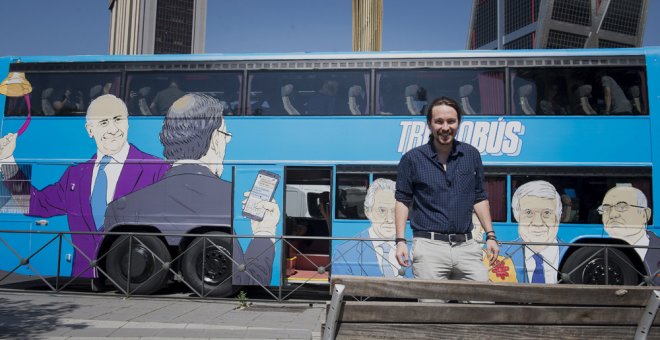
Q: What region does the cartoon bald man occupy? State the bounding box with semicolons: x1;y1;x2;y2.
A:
0;94;169;278
600;184;657;279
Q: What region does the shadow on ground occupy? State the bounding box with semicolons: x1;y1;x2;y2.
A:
0;296;81;339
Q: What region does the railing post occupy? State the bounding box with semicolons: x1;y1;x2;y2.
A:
202;235;207;297
56;233;62;291
279;235;283;302
126;234;133;297
605;246;610;284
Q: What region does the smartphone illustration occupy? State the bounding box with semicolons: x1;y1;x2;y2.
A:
242;170;281;221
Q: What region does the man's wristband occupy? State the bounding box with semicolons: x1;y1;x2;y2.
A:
486;235;497;241
395;238;407;244
486;231;496;235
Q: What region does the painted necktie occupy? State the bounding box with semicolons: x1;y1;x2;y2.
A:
380;243;397;277
531;253;545;283
90;155;112;230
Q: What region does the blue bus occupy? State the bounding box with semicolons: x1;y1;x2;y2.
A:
0;47;657;297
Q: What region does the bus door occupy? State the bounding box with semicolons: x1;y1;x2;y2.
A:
283;166;332;285
231;165;284;288
0;162;73;279
0;218;36;277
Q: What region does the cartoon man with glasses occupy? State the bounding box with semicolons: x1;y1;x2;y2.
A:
333;178;410;277
600;184;657;279
104;93;279;289
503;180;566;283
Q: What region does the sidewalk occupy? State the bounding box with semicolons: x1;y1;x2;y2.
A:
0;290;326;339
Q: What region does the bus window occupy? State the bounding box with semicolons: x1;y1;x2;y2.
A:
511;174;652;225
485;175;506;222
5;72;121;117
247;70;370;116
0;163;31;214
376;69;505;116
511;67;647;115
373;173;396;182
336;172;505;222
125;71;243;116
335;173;369;220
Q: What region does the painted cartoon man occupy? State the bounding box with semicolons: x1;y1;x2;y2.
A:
600;185;657;279
471;213;517;283
104;93;279;286
505;180;566;283
333;178;408;277
0;94;169;278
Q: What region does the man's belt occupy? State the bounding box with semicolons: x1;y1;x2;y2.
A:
413;231;472;243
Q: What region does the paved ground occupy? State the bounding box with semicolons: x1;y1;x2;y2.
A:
0;290;326;339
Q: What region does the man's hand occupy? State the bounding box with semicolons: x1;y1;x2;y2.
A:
242;192;280;237
485;239;500;266
0;133;17;160
396;242;410;267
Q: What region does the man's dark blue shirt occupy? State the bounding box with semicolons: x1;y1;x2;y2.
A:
395;140;488;234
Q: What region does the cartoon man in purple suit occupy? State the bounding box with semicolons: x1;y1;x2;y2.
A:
0;94;169;278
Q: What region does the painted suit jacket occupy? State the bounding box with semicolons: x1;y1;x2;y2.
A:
501;237;567;284
26;144;169;277
333;229;411;278
104;164;276;286
644;231;660;284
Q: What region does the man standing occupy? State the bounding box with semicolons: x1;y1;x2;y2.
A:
395;97;498;281
333;178;408;277
104;93;280;288
600;185;657;279
506;180;565;283
0;94;169;278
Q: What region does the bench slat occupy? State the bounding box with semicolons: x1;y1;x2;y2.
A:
331;275;655;306
335;323;659;340
339;301;659;325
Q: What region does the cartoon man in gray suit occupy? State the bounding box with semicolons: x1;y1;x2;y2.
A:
104;93;279;287
600;184;657;281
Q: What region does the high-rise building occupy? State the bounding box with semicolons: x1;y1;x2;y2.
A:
108;0;207;55
352;0;383;52
467;0;649;50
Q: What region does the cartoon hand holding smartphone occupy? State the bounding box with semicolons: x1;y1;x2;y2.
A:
242;170;281;238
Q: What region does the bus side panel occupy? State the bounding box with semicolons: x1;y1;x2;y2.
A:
232;165;283;287
0;220;34;275
0;163;73;277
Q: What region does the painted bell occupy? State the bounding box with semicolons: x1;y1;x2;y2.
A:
0;72;32;97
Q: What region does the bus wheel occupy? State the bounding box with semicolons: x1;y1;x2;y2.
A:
562;247;639;285
181;232;233;297
106;235;171;295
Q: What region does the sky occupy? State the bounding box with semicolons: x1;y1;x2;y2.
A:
0;0;659;56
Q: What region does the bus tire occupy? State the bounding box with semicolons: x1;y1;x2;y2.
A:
562;246;639;285
181;232;233;297
106;234;171;295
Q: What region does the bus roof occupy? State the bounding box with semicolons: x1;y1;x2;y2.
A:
2;47;658;64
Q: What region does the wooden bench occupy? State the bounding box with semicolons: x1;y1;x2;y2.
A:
323;275;660;340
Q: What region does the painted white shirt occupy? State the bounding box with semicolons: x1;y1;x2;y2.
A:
524;240;560;283
369;227;400;277
90;143;129;203
633;232;650;261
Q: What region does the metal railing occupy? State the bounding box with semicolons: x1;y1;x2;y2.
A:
0;229;657;301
